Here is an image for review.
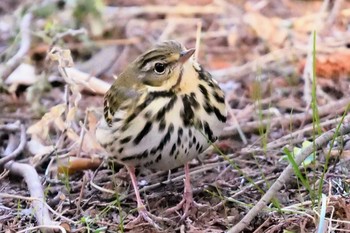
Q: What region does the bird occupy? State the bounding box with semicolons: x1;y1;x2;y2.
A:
96;40;227;228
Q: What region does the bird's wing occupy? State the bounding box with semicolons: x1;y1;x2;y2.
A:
103;86;139;126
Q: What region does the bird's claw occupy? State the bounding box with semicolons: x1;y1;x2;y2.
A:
165;191;206;221
125;207;174;230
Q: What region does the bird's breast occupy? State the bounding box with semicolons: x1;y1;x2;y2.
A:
96;66;226;171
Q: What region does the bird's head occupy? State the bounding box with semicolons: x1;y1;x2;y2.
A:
120;41;197;91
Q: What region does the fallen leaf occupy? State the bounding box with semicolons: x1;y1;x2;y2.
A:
28;138;54;164
60;222;71;233
27;104;66;139
299;50;350;79
57;157;102;175
293;13;327;33
5;63;38;85
243;12;288;46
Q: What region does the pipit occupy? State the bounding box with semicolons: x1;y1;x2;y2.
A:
96;40;226;228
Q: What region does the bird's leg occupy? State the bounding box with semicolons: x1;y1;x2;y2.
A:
125;165;168;229
165;163;205;221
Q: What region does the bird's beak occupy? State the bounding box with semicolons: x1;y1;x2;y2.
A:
178;48;195;64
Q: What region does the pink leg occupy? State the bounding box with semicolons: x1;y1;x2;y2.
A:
127;166;144;209
165;163;204;221
182;163;193;219
125;166;171;229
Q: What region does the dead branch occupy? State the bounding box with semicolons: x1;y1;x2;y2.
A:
2;130;56;233
0;121;21;132
227;123;350;233
0;124;26;167
3;163;56;233
0;192;75;224
17;225;67;233
325;0;344;33
52;28;87;45
265;114;350;150
211;36;349;82
105;5;223;18
211;48;300;82
222;97;350;137
64;68;110;95
0;12;32;81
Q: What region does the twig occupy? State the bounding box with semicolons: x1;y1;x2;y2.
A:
75;173;87;215
77;111;89;157
0;193;75;224
52;28;87;45
231;174;279;199
158;21;177;42
227;123;350;233
0;124;26;166
1;13;33;81
90;179;116;195
0;169;9;180
265;114;350;150
211;47;301;81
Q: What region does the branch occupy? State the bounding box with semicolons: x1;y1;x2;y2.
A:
2;129;56;233
222;97;350;137
1;12;33;81
105;5;223;17
227;123;350;233
0;124;26;166
5;161;57;233
0;121;21;132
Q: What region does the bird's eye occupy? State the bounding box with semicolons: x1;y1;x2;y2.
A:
154;63;166;74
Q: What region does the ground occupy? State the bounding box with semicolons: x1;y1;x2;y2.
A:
1;0;350;232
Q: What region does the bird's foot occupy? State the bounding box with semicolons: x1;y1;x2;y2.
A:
125;206;173;230
165;191;206;221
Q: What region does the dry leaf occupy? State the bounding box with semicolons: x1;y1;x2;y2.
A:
66;128;80;142
87;110;99;132
28;138;55;165
27;104;66;139
208;57;232;69
293;13;327;33
48;47;74;68
299;50;350;79
5;63;38;86
243;12;288;46
60;222;71;233
67;106;77;123
27;138;54;156
57;157;102;175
